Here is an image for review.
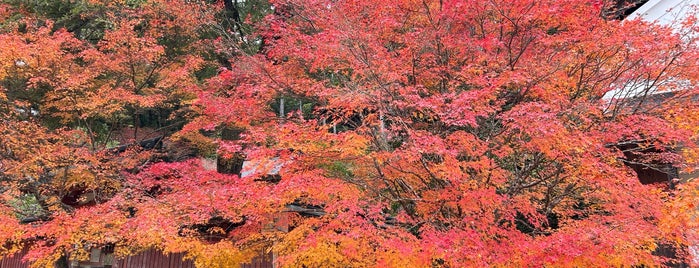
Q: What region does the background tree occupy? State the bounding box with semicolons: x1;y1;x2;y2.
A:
0;0;219;266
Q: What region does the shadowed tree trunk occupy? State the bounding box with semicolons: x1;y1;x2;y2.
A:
217;125;246;175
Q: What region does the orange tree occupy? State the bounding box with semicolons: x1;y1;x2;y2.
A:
2;0;699;267
0;0;218;266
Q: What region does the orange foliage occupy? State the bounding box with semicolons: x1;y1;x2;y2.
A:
1;0;699;267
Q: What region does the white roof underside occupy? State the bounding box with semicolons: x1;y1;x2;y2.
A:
603;0;698;100
626;0;699;26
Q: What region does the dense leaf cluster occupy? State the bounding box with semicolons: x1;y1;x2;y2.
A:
0;0;698;267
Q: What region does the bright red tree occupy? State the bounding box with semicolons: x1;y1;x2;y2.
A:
181;0;699;266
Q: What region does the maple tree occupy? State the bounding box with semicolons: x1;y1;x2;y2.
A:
1;0;699;267
0;0;217;266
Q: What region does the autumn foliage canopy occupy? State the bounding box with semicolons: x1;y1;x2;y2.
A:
1;0;699;267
